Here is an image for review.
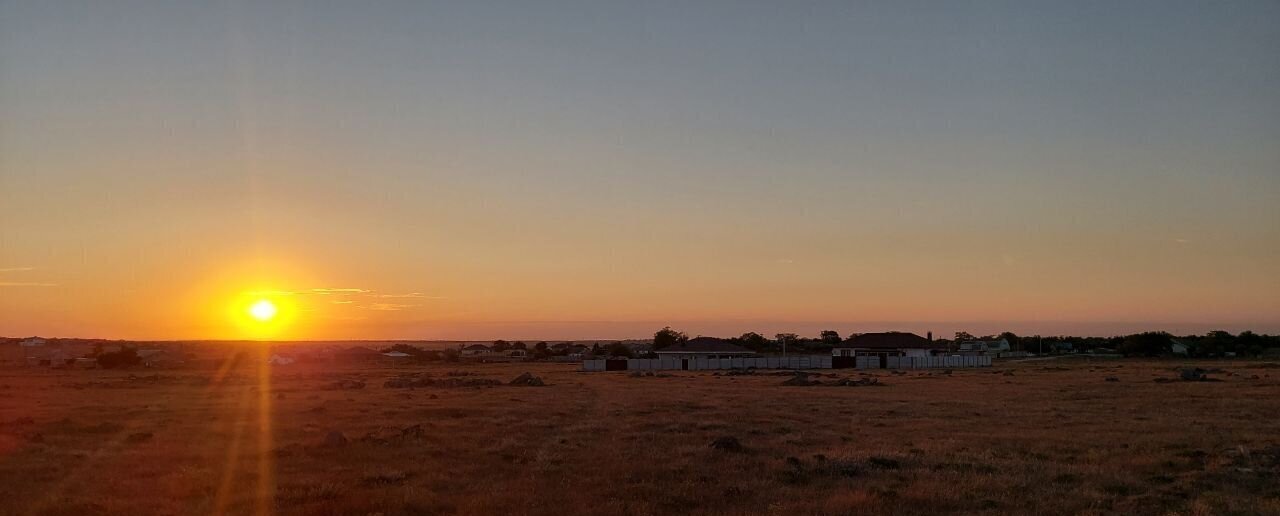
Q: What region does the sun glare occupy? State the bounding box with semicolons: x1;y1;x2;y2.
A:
249;299;278;322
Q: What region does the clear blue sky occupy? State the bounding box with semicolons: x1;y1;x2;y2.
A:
1;1;1277;339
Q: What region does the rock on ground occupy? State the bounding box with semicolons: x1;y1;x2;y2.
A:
324;431;348;447
509;372;546;386
782;372;820;386
710;436;743;452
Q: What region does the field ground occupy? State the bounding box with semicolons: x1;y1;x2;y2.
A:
1;356;1278;515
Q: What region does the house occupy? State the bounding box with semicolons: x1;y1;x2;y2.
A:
654;337;755;360
504;349;527;359
460;344;491;357
19;337;47;348
382;351;412;358
42;349;74;368
831;332;946;359
1170;339;1191;355
958;339;1011;355
268;354;296;366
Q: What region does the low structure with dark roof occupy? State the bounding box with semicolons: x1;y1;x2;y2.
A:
832;332;946;359
654;337;755;359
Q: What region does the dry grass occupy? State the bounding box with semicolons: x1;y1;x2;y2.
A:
1;356;1278;515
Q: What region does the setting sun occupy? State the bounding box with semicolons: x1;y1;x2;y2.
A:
248;299;278;322
229;293;295;338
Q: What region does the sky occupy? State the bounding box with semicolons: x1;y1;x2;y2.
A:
1;1;1278;341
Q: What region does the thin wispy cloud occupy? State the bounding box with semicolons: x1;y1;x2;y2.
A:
373;292;446;299
0;267;36;273
245;287;443;307
362;303;416;311
311;288;372;294
0;282;58;287
248;287;371;296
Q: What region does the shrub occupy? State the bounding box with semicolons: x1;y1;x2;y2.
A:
97;347;141;369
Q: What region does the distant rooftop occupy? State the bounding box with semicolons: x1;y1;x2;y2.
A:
842;332;944;350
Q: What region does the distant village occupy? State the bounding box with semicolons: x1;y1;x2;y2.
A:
4;328;1278;371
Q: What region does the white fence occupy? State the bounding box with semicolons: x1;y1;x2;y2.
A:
884;355;991;368
583;356;831;372
582;354;990;372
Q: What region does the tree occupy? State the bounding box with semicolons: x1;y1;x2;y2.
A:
738;332;768;351
1119;332;1171;357
533;341;549;358
820;330;842;345
653;327;688;350
775;333;799;352
492;340;510;352
998;331;1021;350
954;331;975;342
1238;331;1264;357
512;341;527;350
606;342;634;358
442;349;460;362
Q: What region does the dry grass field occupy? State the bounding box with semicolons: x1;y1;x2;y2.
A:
1;354;1278;516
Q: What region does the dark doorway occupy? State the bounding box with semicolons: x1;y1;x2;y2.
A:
605;359;627;371
681;359;689;370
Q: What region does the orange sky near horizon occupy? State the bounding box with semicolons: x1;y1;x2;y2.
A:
1;2;1278;340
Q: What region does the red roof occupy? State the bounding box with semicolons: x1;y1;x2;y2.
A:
843;332;944;350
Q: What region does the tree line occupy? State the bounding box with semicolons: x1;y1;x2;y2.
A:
650;327;1280;358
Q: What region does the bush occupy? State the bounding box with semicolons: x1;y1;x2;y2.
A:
98;347;141;369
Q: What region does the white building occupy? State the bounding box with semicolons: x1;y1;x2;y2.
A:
460;344;491;357
958;339;1011;354
19;337;47;348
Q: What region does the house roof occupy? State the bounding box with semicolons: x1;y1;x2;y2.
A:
656;337;754;354
842;332;943;350
462;344;490;351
